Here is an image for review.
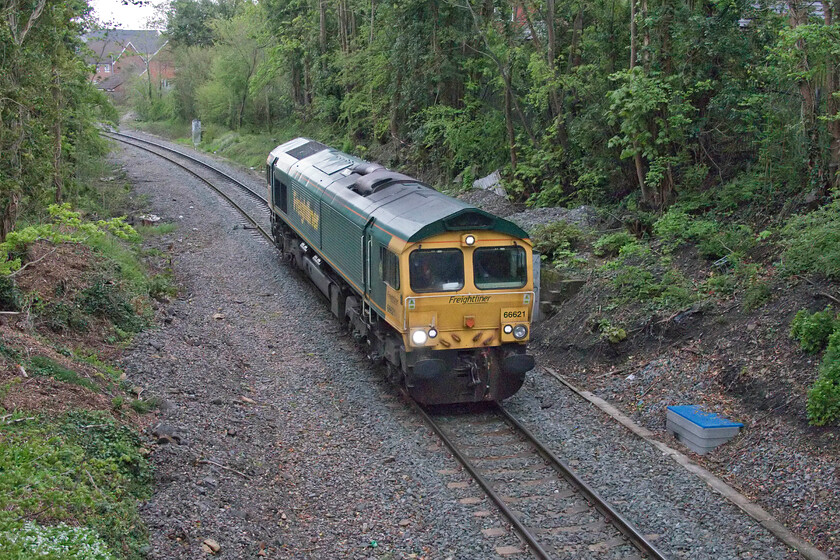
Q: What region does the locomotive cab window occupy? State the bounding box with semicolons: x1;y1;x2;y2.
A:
410;249;464;293
380;248;400;289
473;246;527;290
273;177;288;213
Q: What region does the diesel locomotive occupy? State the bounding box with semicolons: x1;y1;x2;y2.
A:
266;138;535;405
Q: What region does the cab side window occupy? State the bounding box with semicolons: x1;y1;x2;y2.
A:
380;248;400;289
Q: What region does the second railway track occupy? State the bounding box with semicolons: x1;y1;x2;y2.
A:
102;130;272;242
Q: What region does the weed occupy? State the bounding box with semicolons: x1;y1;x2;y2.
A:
0;411;150;558
790;306;837;354
0;276;22;311
593;231;637;257
703;273;737;297
79;280;147;334
0;522;115;559
137;223;177;236
598;319;627;343
807;330;840;426
148;272;177;300
653;207;754;259
28;355;98;391
781;199;840;279
130;397;159;414
743;281;772;311
532;221;584;258
40;301;90;333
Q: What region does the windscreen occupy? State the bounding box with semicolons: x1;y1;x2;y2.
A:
409;249;464;293
473;246;527;289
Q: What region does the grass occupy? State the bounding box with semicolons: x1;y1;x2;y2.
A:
0;410;151;559
28;355;99;391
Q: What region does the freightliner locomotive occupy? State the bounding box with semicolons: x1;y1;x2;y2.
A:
267;138;535;405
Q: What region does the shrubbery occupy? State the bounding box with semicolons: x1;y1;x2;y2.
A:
790;307;840;425
790;306;837;354
0;412;151;558
781;199;840;279
807;330;840;426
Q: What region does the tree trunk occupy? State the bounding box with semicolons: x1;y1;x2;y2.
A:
641;0;650;73
788;0;821;184
369;0;375;44
505;85;517;171
0;192;20;243
319;0;327;54
390;72;402;143
630;0;637;69
52;69;63;203
824;0;840;186
546;0;560;118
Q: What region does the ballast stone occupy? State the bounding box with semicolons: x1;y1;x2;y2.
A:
666;405;743;455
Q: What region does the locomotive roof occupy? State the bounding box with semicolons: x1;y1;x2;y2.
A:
269;139;529;243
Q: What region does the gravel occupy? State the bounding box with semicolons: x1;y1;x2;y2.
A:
458;189;601;234
114;133;809;559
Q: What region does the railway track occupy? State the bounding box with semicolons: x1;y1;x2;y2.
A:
108;130;667;559
102;130;272;242
411;398;669;560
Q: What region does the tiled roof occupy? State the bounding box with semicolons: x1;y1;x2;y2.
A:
84;29;166;64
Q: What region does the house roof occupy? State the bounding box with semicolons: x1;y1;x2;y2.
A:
84;29;167;64
95;74;127;91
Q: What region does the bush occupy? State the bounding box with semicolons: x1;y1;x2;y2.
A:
0;412;151;558
743;281;772;311
532;221;583;258
790;306;837;354
593;231;637;257
807;330;840;426
28;356;98;391
79;280;147;334
652;208;754;259
782;199;840;279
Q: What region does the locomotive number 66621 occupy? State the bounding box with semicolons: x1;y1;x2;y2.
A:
267;138;536;405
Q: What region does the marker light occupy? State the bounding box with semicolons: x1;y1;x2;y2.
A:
411;330;428;345
428;328;438;338
513;324;528;340
503;324;513;334
464;235;476;246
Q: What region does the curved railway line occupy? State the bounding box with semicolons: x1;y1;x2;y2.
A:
108;129;669;559
102;131;271;242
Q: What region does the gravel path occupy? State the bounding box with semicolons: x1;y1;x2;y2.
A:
114;134;807;559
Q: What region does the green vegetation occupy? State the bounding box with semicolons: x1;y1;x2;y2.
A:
598;242;696;311
789;307;840;425
808;330;840;426
0;411;151;559
791;307;838;354
782;199;840;279
28;356;99;391
1;0;116;243
127;1;840;212
593;232;637;258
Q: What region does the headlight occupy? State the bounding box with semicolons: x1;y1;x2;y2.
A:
503;324;513;334
465;235;476;246
428;328;438;338
513;324;528;340
411;330;428;345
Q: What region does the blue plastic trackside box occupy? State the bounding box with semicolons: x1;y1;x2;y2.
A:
666;405;743;455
